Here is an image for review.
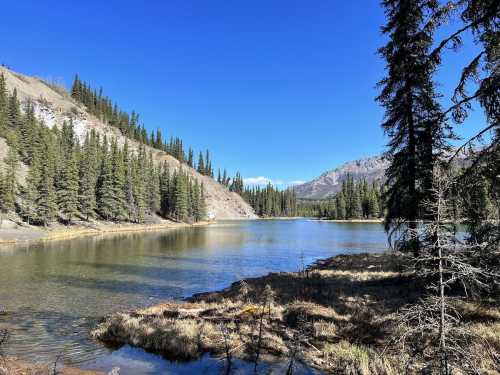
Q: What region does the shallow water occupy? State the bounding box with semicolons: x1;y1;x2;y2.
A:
0;219;388;373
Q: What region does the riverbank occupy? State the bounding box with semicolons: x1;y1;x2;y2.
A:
91;252;500;373
0;218;212;246
0;357;105;375
312;218;384;223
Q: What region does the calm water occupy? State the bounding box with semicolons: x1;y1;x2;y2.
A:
0;219;388;374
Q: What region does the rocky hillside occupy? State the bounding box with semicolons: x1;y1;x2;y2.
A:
0;66;256;220
295;155;389;199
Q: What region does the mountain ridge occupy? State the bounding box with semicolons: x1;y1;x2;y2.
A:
294;155;389;200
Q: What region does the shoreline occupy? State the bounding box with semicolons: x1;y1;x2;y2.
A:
310;218;383;223
0;220;213;246
91;252;499;373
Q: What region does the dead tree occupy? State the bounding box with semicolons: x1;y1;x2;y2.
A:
395;169;498;374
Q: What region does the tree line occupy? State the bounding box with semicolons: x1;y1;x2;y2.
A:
242;184;298;217
71;75;217;174
297;176;385;219
0;76;206;225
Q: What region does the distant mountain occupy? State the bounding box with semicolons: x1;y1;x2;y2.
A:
294;156;389;200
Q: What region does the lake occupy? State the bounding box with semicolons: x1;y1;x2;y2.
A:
0;219;388;374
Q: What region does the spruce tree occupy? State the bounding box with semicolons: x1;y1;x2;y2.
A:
97;138;115;220
1;135;18;214
187;148;194;168
336;193;347;220
7;89;22;130
110;139;127;221
199;183;207;221
35;136;58;226
58;145;79;222
377;0;448;255
147;153;161;214
197;152;205;175
0;73;7;135
79;132;98;220
174;169;188;222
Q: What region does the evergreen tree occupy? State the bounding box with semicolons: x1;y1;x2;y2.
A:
97;138;115;220
109;139;127;220
7;88;22;130
197;152;205;175
147;153;161;214
198;183;207;221
174;169;189;221
336;193;347;220
79;132;98;220
0;135;17;214
377;0;448;255
58;145;79;222
0;73;8;135
187;148;194;168
35;136;58;226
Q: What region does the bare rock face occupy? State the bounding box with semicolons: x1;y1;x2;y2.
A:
294;155;389;199
1;66;256;220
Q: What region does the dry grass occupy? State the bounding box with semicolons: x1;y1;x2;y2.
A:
0;357;103;375
91;253;500;374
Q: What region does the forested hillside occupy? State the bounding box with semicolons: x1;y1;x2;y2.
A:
298;175;385;219
0;67;256;224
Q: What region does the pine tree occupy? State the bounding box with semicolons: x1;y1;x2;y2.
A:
0;73;8;135
336;193;347;220
58;145;79;222
79;132;98;220
187;148;194;168
197;152;205;175
57;122;79;222
35;136;58;227
147;153;161;214
377;0;448;255
159;162;171;217
1;135;18;214
110;139;127;221
21;150;41;225
199;183;207;221
97;138;115;220
174;169;188;222
7;89;22;130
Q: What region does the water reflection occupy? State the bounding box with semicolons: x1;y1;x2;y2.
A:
0;219;387;371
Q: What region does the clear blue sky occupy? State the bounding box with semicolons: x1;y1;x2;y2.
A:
1;1;486;186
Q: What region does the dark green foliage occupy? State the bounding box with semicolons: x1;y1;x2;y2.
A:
78;132;99;220
242;183;297;217
0;134;17;214
0;73;8;135
377;0;454;255
0;74;206;226
296;177;384;219
70;75;220;172
57;122;79;222
158;164;206;223
229;172;244;195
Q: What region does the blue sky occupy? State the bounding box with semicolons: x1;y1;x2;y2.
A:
1;1;486;186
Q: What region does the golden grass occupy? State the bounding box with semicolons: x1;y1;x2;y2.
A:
0;357;103;375
91;253;500;374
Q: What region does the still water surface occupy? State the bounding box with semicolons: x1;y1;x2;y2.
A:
0;220;388;374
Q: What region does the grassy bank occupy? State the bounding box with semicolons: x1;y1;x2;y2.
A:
0;357;104;375
0;220;212;246
91;253;499;374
